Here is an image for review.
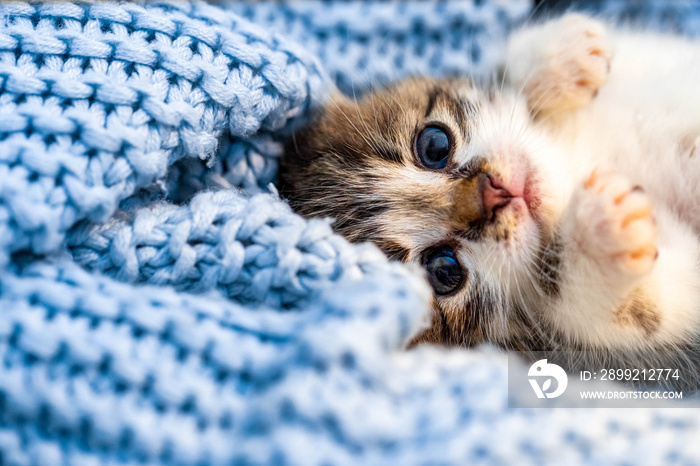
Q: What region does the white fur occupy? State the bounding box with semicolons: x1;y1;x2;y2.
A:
482;14;700;349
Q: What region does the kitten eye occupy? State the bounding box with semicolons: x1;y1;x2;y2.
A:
415;125;452;169
424;248;463;295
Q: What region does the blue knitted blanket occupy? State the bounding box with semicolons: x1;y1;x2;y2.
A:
2;1;700;465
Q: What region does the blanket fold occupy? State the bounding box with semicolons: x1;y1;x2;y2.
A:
0;0;328;267
2;1;700;465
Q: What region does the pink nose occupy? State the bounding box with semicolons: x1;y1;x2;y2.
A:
481;174;512;221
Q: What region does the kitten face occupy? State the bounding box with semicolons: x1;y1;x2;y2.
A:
280;78;567;347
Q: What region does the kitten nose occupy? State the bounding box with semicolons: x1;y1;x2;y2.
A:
481;173;512;221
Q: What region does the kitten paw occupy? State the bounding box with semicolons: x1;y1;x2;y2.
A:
509;14;612;116
574;171;658;279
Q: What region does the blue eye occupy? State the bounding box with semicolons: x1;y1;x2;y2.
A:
415;126;451;169
425;248;463;295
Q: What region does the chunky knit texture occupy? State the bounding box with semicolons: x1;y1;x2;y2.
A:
2;1;700;465
229;1;531;94
68;190;388;309
0;0;329;268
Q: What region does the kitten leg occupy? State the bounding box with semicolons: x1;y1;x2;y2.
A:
538;171;700;349
505;14;612;118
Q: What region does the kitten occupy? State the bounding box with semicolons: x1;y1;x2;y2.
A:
279;14;700;375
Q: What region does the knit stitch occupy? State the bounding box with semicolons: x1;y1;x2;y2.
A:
68;189;389;308
0;0;328;267
2;1;700;465
229;1;531;95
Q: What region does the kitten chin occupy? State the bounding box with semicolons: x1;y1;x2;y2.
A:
280;14;700;381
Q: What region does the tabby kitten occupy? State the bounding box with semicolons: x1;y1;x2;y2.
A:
279;14;700;361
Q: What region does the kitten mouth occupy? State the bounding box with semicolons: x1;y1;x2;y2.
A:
484;170;536;222
483;174;515;222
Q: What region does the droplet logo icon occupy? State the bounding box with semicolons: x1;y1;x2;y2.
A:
528;359;568;399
